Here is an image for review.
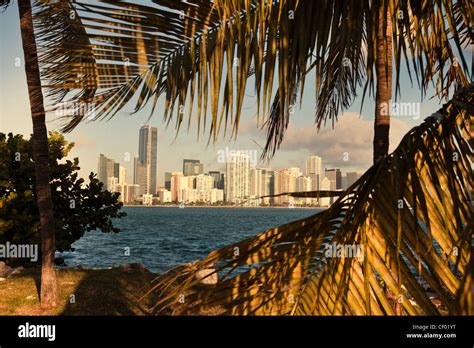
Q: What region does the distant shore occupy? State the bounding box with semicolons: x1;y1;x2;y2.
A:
123;205;323;209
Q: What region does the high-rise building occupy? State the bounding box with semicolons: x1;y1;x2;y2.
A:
134;156;147;196
195;174;214;192
225;153;250;204
134;125;158;195
208;171;224;189
113;162;120;179
220;173;225;191
296;176;312;205
262;169;275;205
287;167;302;178
183;159;204;176
325;168;342;189
319;177;331;207
107;177;119;192
274;169;298;205
249;168;264;198
305;156;323;191
346;172;362;188
98;154;108;185
98;154;117;190
164;172;172;191
170;172;184;202
125;184;140;204
249;168;274;205
341;175;348;191
118;166;127;186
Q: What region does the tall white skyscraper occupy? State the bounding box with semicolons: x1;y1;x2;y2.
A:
225;153;250;204
107;177;119;192
249;168;263;197
118;166;127;186
296;176;312;205
134;125;158;195
305;156;323;191
320;177;331;207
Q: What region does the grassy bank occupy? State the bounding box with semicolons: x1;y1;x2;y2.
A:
0;265;158;315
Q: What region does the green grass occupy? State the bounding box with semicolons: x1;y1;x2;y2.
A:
0;265;159;315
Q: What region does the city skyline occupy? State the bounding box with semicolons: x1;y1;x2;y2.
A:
98;138;362;207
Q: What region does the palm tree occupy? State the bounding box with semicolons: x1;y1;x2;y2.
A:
373;6;392;163
29;1;471;164
1;0;58;308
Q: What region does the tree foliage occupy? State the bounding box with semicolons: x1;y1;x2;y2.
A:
0;132;126;264
31;0;473;158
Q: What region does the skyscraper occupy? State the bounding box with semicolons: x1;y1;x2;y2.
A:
107;177;118;192
118;166;127;186
98;154;117;190
262;169;274;205
296;176;312;205
170;172;184;202
274;169;298;205
208;171;223;189
305;156;323;191
225;153;250;204
134;156;147;196
164;172;172;191
325;168;342;190
113;162;120;179
249;168;263;197
320;177;331;207
183;159;204;176
98;154;109;184
134;125;158;195
195;174;214;192
346;172;362;188
250;168;274;205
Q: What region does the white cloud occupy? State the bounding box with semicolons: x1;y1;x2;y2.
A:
278;112;411;171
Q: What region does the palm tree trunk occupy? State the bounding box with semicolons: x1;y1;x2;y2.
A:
373;7;393;164
374;6;401;315
18;0;58;309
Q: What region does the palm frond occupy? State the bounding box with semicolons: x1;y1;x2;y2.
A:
33;1;472;158
146;84;473;315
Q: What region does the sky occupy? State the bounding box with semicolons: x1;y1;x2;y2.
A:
0;1;471;186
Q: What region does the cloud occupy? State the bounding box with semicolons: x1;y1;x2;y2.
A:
279;112;410;171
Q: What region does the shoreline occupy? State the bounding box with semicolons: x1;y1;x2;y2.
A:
123;205;323;209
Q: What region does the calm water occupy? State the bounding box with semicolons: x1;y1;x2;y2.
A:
58;207;319;273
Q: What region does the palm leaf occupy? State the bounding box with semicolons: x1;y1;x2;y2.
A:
145;84;473;315
33;1;472;158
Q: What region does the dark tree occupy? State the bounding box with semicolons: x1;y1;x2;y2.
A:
0;132;126;265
